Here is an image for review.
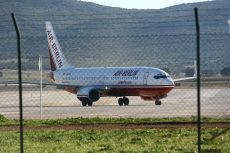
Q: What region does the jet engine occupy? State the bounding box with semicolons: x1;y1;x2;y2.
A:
76;87;100;102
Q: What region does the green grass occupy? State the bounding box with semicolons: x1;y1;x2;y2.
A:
0;115;229;152
0;115;230;127
0;128;229;153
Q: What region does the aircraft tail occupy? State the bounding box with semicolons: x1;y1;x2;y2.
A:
46;21;72;71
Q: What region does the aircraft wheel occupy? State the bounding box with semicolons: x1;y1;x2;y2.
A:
88;101;93;106
118;98;123;106
82;101;88;106
155;99;161;105
123;98;129;106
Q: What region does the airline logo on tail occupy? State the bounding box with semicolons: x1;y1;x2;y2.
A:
46;21;73;71
47;30;63;69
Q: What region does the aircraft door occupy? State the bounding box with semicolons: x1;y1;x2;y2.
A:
143;72;150;85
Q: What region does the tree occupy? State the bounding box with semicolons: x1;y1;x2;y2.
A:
220;67;230;77
201;70;215;77
0;71;3;77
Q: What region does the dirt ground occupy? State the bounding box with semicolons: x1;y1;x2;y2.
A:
0;122;229;131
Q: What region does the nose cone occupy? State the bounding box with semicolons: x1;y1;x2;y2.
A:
162;71;174;86
168;78;175;86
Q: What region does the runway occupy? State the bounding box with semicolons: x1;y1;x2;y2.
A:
0;86;229;119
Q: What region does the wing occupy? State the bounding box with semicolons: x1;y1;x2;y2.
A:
173;76;196;82
0;81;56;86
173;61;197;82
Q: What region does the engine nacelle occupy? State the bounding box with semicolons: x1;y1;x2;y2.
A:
77;87;100;102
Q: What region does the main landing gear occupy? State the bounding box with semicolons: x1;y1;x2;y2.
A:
80;98;93;107
118;97;129;106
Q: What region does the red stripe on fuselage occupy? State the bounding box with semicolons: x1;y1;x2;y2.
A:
107;86;174;97
64;85;174;97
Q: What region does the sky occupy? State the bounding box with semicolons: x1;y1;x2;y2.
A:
81;0;213;9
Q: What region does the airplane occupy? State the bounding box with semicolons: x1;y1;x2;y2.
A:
45;21;196;107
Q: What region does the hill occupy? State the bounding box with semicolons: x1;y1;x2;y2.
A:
0;0;230;76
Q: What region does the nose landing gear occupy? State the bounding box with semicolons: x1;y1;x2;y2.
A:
155;96;162;105
155;99;162;105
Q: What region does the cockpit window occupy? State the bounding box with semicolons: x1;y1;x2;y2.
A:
154;74;168;79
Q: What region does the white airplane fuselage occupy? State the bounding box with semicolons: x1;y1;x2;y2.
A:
53;67;174;98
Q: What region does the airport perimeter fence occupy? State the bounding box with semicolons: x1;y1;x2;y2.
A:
0;7;230;153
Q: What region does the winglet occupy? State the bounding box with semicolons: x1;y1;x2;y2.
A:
193;60;197;78
173;61;197;82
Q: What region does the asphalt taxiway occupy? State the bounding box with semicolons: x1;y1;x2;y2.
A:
0;86;229;119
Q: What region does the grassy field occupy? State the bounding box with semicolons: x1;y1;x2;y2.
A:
0;115;230;153
0;128;229;153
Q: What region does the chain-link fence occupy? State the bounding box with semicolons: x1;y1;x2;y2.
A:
1;11;198;119
2;10;229;120
0;6;230;153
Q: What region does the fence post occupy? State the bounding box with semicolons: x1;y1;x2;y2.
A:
194;8;201;153
11;13;24;153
